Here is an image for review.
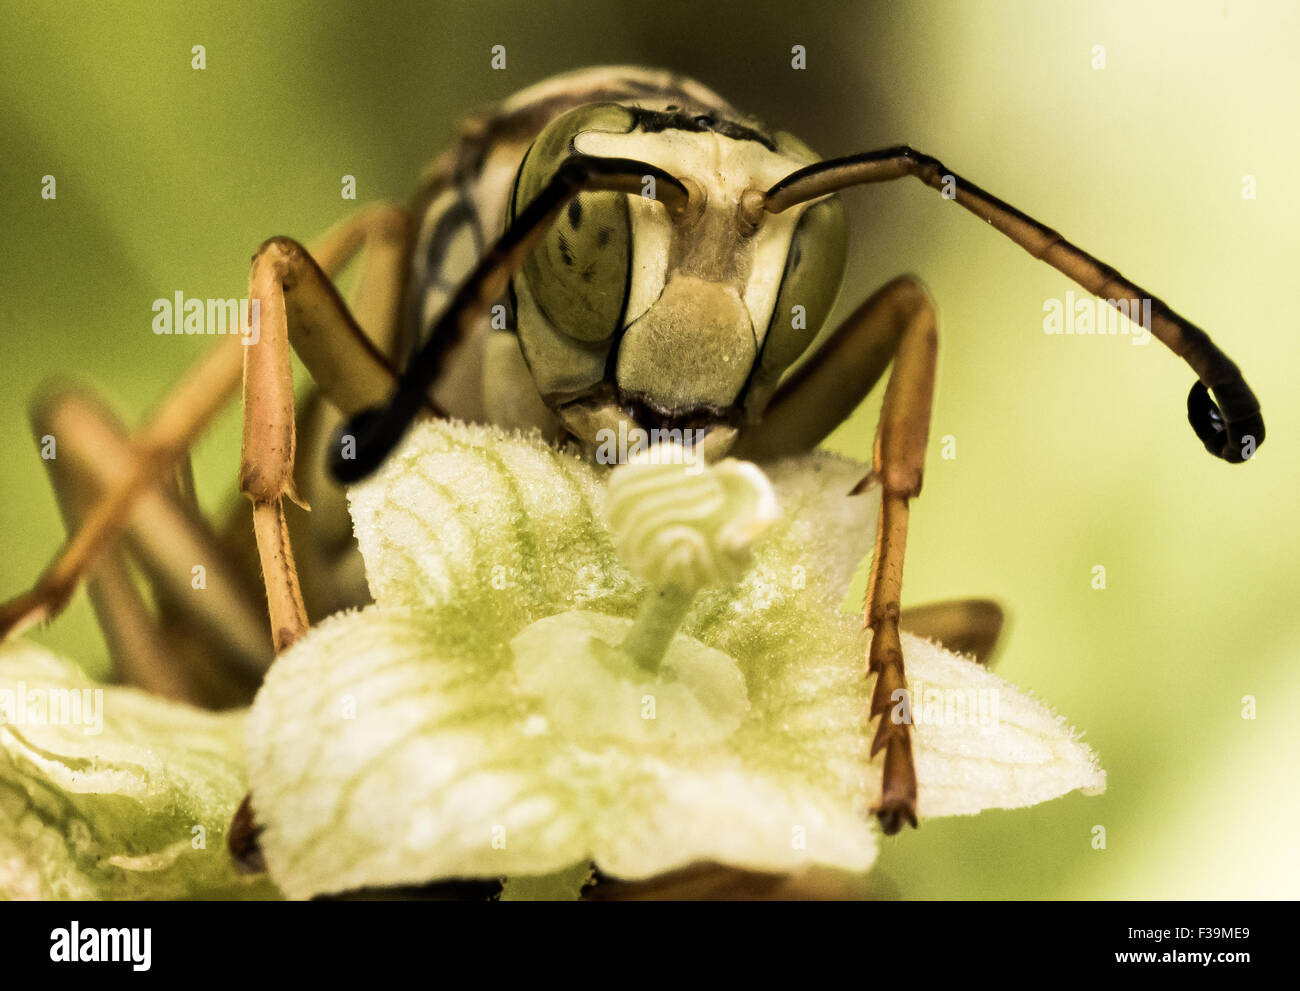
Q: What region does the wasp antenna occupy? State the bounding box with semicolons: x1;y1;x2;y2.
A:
763;146;1265;464
1188;380;1264;464
330;155;690;486
330;393;425;484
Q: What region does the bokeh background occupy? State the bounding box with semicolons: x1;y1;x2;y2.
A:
2;0;1297;899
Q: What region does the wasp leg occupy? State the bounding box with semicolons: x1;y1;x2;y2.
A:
900;598;1004;667
740;276;937;833
859;281;937;835
763;147;1263;463
220;205;415;628
733;276;928;461
0;338;246;640
240;208;420;653
28;387;268;706
0;205;413;645
219;390;373;626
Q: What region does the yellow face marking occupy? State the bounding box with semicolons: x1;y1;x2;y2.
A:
572;126;820;344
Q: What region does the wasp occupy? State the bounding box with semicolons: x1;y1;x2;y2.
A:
0;66;1263;834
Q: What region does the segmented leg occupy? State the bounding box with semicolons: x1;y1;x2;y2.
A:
733;276;929;462
29;388;267;705
0;204;413;655
0;339;245;640
239;206;417;652
739;276;938;833
900;598;1004;666
856;280;938;834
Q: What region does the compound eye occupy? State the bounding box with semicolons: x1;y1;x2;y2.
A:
527;190;630;342
746;196;848;414
513;104;636;343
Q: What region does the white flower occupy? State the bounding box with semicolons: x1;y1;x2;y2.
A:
239;419;1105;899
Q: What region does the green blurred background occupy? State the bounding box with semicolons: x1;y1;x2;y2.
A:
1;0;1296;899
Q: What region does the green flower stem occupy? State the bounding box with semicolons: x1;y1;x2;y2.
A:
622;584;695;673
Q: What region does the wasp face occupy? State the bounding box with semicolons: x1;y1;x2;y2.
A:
510;102;847;462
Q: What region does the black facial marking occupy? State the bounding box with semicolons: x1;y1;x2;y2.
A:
567;198;583;228
628;106;777;151
421;196;480;290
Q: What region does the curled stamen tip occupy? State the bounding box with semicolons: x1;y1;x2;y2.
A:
606;443;779;592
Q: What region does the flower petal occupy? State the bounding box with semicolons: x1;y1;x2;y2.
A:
902;634;1106;816
0;641;274;900
245;607;878;899
347;421;632;618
